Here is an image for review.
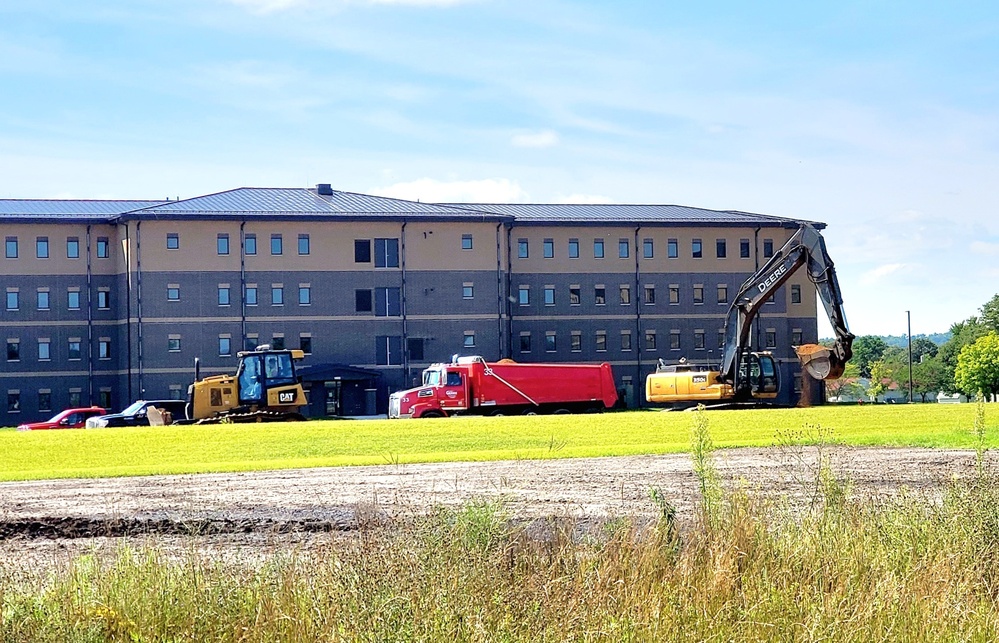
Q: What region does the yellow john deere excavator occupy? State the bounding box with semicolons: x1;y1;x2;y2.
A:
646;223;854;407
186;345;308;423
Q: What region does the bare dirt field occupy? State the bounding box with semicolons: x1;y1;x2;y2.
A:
0;446;991;565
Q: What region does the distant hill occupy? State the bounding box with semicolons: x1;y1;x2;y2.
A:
820;333;951;346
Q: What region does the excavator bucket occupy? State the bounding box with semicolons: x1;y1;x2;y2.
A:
795;344;845;380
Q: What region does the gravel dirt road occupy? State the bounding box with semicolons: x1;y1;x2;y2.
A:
0;446;989;565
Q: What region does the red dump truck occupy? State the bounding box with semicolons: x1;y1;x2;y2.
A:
389;355;618;418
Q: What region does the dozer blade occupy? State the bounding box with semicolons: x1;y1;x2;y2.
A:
795;344;845;380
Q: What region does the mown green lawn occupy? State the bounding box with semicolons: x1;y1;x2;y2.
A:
0;404;992;482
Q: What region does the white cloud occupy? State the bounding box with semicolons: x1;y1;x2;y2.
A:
556;193;614;204
971;241;999;255
859;263;908;285
511;130;559;148
372;178;527;203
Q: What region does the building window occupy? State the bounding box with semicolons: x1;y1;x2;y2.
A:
717;285;728;304
298;234;310;255
669;286;679;305
570;286;581;306
68;340;82;360
406;337;422;361
594;286;606;306
618;239;629;259
462;234;473;250
763;239;774;258
568;239;579;259
245;335;259;351
219;336;232;356
218;286;230;306
7;392;19;413
217;234;230;255
5;290;17;311
519;333;531;353
355;289;372;312
5;237;17;259
99;390;112;409
692;239;703;258
461;282;474;299
374;238;399;267
375;335;403;366
644;285;656;305
96;237;109;259
518;239;529;259
168;337;181;352
271;286;284;306
545;331;557;353
98;339;111;360
645;331;657;351
621;331;632;351
791;284;802;304
36;237;49;259
6;339;19;362
374;287;401;317
716;239;726;258
667;238;678;259
271;234;283;256
544;286;555;306
97;290;110;309
167;233;179;250
166;286;179;302
766;329;777;348
299;286;311;306
69;390;81;407
643;239;654;258
543;238;554;259
694;331;705;350
670;331;681;350
792;329;803;345
301;336;314;355
354;239;371;263
37;290;49;310
272;336;285;350
595;331;607;352
620;285;631;305
245;286;258;306
463;331;475;348
38;391;51;413
68;291;81;310
593;239;605;259
693;286;704;304
518;286;530;305
245;234;257;255
38;339;50;361
67;237;80;259
740;239;751;258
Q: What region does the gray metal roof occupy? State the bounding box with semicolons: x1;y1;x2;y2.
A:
0;199;166;222
118;187;507;221
443;203;819;228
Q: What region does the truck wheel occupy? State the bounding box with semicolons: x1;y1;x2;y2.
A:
522;409;538;416
421;410;445;419
553;408;571;415
488;410;506;417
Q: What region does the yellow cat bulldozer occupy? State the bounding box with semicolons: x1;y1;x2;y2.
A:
187;345;308;423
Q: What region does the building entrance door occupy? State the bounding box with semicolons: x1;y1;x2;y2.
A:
325;380;341;416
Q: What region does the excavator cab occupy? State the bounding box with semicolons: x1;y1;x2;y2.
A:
188;346;307;423
737;352;779;400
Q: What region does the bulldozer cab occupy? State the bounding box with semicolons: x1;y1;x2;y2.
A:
237;349;298;404
738;352;779;399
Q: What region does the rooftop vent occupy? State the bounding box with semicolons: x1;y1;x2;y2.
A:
316;183;334;196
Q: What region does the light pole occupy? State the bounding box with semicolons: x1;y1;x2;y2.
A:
906;310;913;403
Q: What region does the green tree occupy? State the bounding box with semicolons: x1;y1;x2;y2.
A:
911;355;949;402
979;294;999;332
825;361;863;401
867;359;892;402
909;337;938;361
852;335;889;378
954;332;999;399
938;317;988;389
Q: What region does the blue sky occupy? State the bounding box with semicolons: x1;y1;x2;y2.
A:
2;1;998;337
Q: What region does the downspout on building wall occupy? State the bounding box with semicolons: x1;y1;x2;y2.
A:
504;223;513;355
136;221;143;397
86;224;94;406
495;222;505;358
124;222;132;402
239;221;246;348
400;221;409;380
634;225;642;408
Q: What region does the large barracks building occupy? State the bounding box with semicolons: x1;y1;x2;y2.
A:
1;183;823;423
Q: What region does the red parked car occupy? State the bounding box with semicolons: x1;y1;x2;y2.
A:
16;407;108;431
